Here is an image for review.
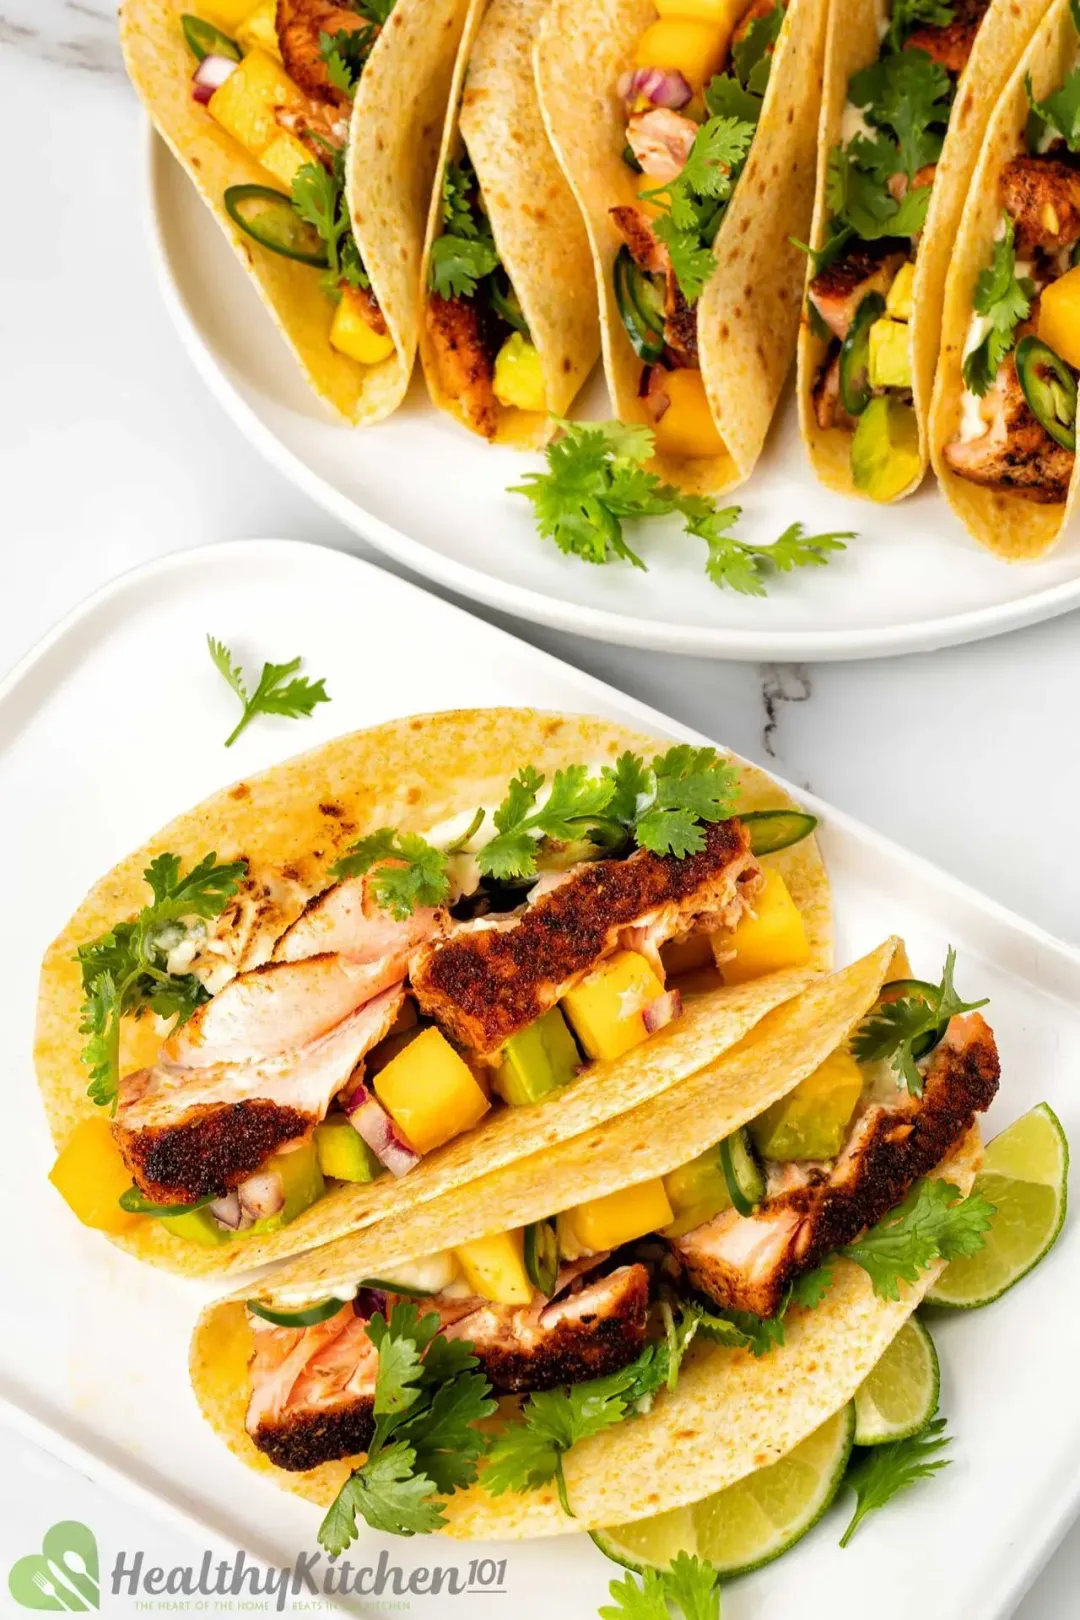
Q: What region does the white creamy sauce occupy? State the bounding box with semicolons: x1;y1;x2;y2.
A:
268;1280;360;1309
266;1249;462;1310
841;102;874;147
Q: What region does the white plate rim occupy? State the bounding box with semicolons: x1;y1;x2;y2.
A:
143;131;1080;664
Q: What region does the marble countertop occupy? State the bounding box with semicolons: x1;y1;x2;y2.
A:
1;6;1079;1615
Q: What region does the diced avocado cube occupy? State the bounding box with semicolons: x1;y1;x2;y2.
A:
885;261;915;321
314;1116;384;1183
868;317;912;390
160;1206;235;1246
662;1145;731;1236
750;1048;864;1163
374;1027;490;1154
561;950;666;1062
850;395;921;501
454;1229;532;1303
250;1138;325;1233
492;334;547;413
493;1008;580;1106
566;1178;673;1251
719;869;810;986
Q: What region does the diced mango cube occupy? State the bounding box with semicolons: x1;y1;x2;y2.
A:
455;1229;533;1304
330;289;397;366
655;0;747;34
236;0;282;59
373;1027;490;1154
493;334;547;412
260;131;311;188
750;1048;864;1161
868;317;912;390
652;369;726;459
49;1117;141;1236
208;49;305;161
561;949;665;1062
1038;265;1080;370
885;261;915;321
567;1178;674;1251
635;17;730;92
201;0;258;30
718;868;810;984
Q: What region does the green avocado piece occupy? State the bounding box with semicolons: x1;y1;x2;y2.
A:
850;395;921;502
249;1139;326;1234
314;1116;384;1183
750;1050;864;1163
662;1146;732;1236
493;1007;581;1106
159;1206;234;1246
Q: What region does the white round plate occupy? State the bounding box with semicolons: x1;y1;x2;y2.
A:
146;130;1080;659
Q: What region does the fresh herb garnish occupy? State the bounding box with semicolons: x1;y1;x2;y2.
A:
428;156;501;299
330;828;451;917
731;4;783;94
207;636;330;747
317;0;393;93
318;1304;495;1549
962;214;1034;396
511;420;851;591
291;148;369;296
77;853;247;1110
645;113;755;302
600;1553;721;1620
1026;1;1080;151
840;1415;952;1545
851;948;988;1095
884;0;953;52
841;1179;995;1301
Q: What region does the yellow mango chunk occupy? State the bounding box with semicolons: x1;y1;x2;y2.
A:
885;261;915;321
750;1048;864;1161
868;318;912;389
655;0;747;30
373;1027;490;1155
455;1229;533;1304
493;334;547;412
330;289;397;366
652;370;726;459
1038;266;1080;370
718;868;810;985
49;1117;140;1236
568;1178;674;1251
201;0;257;30
236;0;282;58
561;949;665;1062
208;49;305;161
260;131;311;188
635;17;730;91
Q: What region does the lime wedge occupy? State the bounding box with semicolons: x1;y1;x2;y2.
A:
853;1316;939;1445
591;1404;853;1579
926;1102;1068;1309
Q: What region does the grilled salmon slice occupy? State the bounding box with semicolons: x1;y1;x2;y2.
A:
272;874;445;965
276;0;374;107
944;350;1073;504
904;0;989;75
425;293;500;439
807;248;908;342
1001;156;1080;258
411;819;761;1057
672;1013;1000;1318
247;1305;380;1471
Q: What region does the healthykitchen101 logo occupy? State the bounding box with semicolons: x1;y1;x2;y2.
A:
9;1521;100;1611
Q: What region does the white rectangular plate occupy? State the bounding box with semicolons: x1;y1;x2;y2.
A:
2;539;1078;1620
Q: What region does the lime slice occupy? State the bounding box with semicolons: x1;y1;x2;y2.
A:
853;1316;939;1445
591;1404;853;1579
926;1102;1068;1309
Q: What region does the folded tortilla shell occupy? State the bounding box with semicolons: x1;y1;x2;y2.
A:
535;0;829;496
36;708;829;1277
929;0;1078;557
797;0;1050;502
418;0;600;447
120;0;471;422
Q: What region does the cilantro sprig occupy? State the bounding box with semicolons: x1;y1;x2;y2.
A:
962;215;1034;396
77;853;247;1109
600;1554;721;1620
840;1414;952;1545
511;421;852;591
207;636;330;748
841;1178;995;1301
317;0;394;95
291;147;369;297
318;1304;495;1550
428;156;501;300
884;0;954;52
331;829;452;918
851;948;988;1095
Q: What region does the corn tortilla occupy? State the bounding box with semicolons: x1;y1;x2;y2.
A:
36;708;829;1277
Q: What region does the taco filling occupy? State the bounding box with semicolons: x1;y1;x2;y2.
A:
180;0;395;368
607;0;782;461
805;0;989;499
943;11;1080;503
57;747;817;1249
237;958;998;1507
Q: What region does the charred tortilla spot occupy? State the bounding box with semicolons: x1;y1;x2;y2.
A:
114;1100;312;1204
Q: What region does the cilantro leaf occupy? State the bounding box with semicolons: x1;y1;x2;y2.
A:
651;213;719;305
429;156;501;298
603;750;652;826
840;1416;952;1545
851;947;988;1095
76;853;247;1108
850;51;950;180
789;1262;835;1310
319;1441;445;1544
685;508;851;596
478;763;618;881
633;744;739;857
731;4;783;94
330;828;450;918
206;636;330;747
962;213;1035;396
842;1179;996;1301
885;0;954;52
642;114;756;301
291;149;369;295
600;1555;720;1620
1027;55;1080;152
319;27;369;95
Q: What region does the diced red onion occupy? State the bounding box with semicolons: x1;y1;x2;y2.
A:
355;1288;388;1320
642;988;683;1034
237;1170;285;1221
208;1190;245;1230
192;54;237;103
618;66;692;110
343;1087;421;1178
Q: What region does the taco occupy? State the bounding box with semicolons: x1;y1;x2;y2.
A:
120;0;472;422
39;709;829;1277
534;0;829;495
797;0;1051;504
417;0;600;447
188;938;999;1545
930;0;1080;557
